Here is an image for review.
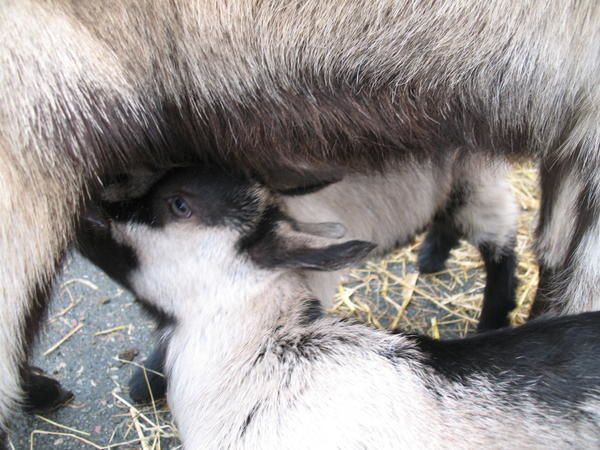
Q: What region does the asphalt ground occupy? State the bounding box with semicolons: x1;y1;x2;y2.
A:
8;252;180;449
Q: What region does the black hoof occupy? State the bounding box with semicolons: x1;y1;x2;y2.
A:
418;246;448;273
418;229;459;274
23;367;73;413
128;346;167;404
477;245;518;333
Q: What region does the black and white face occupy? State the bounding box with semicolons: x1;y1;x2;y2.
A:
77;167;375;318
78;168;273;315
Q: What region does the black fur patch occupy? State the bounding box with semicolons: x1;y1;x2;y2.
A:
417;227;461;274
135;299;176;330
128;344;168;404
411;312;600;410
274;332;325;364
238;202;375;271
96;167;268;235
247;231;376;271
265;240;376;271
102;196;158;228
240;403;260;438
298;298;324;326
22;368;73;413
530;265;560;318
417;183;466;273
158;169;262;228
273;323;359;365
275;178;341;196
22;282;55;364
76;218;140;290
477;244;517;331
236;205;284;254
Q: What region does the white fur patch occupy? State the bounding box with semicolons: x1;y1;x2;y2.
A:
118;222;277;319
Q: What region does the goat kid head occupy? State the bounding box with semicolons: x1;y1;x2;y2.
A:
77;167;375;318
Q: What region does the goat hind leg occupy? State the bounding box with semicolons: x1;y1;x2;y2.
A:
451;157;519;331
0;170;78;432
417;187;463;274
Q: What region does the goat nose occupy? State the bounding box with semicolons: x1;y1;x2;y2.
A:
82;206;110;231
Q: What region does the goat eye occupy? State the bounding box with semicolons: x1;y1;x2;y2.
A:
169;197;192;219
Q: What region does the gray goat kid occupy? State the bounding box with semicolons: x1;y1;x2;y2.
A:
79;168;600;449
285;153;518;330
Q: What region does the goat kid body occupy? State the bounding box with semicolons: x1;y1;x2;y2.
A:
165;272;600;449
289;155;517;329
1;0;599;432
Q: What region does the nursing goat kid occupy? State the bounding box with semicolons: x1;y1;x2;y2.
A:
78;168;600;449
101;154;518;404
1;0;599;435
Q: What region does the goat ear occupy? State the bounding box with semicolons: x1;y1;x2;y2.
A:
270;239;376;271
293;221;347;239
247;221;375;271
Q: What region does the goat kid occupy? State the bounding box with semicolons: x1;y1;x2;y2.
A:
78;168;600;449
100;154;518;404
285;153;518;329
